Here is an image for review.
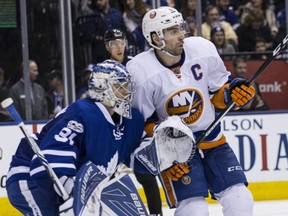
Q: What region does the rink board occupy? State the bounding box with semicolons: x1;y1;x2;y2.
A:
1;111;288;214
1;180;288;215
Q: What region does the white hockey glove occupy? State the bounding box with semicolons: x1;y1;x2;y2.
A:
135;115;195;173
154;115;195;171
54;175;75;197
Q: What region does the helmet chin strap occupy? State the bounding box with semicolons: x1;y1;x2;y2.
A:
151;39;178;58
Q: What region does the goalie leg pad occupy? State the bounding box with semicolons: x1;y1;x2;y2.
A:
99;173;148;216
73;161;109;216
73;161;148;216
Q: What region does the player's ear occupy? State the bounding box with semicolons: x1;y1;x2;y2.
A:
105;43;110;52
151;32;161;46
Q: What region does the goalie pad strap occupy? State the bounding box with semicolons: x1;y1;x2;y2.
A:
198;134;226;149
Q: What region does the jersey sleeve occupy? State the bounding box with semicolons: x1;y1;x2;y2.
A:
205;40;231;94
28;104;85;201
127;56;156;122
30;106;84;180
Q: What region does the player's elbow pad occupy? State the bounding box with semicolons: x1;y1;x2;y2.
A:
211;84;228;109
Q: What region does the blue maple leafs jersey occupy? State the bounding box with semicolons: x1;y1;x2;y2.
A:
7;98;144;200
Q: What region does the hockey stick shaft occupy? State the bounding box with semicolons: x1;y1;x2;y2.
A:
1;98;69;200
184;34;288;165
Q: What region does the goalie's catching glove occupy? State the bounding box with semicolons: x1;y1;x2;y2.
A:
225;78;255;107
165;163;189;181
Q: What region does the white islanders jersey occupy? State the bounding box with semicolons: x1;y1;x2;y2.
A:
127;37;231;145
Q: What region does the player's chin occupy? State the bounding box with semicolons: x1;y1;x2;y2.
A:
175;46;184;54
115;54;122;59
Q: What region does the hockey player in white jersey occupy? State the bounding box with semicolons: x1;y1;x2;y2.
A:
126;6;255;216
6;60;146;216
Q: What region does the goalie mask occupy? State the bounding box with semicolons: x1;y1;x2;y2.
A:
142;6;189;51
88;60;135;119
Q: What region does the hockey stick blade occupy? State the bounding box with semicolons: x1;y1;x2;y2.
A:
182;34;288;165
1;97;70;200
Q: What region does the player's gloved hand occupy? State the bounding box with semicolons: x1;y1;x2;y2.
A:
54;175;75;197
165;163;189;181
224;78;255;107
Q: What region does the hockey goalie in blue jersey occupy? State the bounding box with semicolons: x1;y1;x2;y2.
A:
6;60;148;216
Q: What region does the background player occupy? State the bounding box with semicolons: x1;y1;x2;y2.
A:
127;6;255;216
232;56;269;111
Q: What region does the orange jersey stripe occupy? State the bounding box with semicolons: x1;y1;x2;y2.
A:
198;134;226;149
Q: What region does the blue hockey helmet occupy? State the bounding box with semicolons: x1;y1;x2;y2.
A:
88;60;135;118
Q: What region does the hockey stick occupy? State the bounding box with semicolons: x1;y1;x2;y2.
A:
1;98;70;201
182;34;288;165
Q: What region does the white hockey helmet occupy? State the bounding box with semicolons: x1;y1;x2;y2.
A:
88;60;135;119
142;6;184;47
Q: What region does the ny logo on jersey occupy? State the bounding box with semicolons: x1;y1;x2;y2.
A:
113;125;125;140
166;88;204;125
